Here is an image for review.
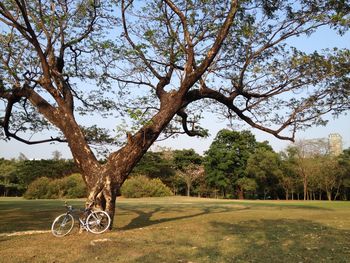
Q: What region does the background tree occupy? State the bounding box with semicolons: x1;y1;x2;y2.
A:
15;159;78;188
172;149;203;196
279;152;299;200
246;146;283;199
1;1;350;222
338;149;350;200
317;156;343;200
235;177;257;199
0;158;19;196
52;150;62;161
205;129;260;199
176;164;205;197
131;151;175;187
285;139;329;200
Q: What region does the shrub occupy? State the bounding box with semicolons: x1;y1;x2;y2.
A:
121;175;173;198
24;173;86;199
63;173;86;198
23;177;52;199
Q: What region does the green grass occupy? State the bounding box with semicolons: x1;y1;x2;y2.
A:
1;197;350;262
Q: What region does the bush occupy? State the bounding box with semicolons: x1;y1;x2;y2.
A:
23;177;52;199
121;175;173;198
24;173;86;199
63;173;87;198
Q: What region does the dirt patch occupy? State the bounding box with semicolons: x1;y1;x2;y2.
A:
0;230;51;237
90;238;112;246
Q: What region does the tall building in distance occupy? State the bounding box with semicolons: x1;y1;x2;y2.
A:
328;133;343;156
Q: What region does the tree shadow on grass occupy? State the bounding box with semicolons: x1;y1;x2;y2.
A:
115;199;333;232
0;200;84;234
0;210;59;234
200;219;350;263
216;201;333;211
117;204;250;231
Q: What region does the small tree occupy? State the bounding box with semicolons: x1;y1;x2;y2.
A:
279;154;299;200
0;158;18;196
177;164;205;197
236;177;257;199
285;139;329;200
23;177;52;199
52;150;62;161
172;149;203;196
317;156;344;200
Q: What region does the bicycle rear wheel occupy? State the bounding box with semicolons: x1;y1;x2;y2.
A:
51;213;74;237
86;211;111;234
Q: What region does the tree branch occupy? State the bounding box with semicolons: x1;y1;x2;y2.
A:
164;0;195;75
121;0;162;80
193;0;238;81
177;108;205;137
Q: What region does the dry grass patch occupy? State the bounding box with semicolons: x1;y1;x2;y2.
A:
1;197;350;262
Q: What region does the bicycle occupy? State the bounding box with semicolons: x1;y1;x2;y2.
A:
51;201;111;237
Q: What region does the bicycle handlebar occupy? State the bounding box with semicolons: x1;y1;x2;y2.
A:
64;200;95;212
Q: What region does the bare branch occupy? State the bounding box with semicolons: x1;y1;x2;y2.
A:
177;108;205;137
121;0;162;80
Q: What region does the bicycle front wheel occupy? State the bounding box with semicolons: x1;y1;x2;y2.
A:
86;211;111;234
51;213;74;237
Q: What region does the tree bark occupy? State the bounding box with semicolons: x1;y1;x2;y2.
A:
186;183;191;197
327;192;332;201
237;187;244;200
303;178;308;200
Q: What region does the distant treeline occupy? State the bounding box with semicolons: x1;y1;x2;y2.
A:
0;158;78;197
1;130;350;200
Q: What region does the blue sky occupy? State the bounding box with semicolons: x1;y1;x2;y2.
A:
1;21;349;159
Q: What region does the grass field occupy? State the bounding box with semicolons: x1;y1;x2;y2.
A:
1;197;350;263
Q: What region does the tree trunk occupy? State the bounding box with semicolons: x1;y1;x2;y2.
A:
263;188;268;200
187;184;191;197
74;92;190;229
237;187;244;200
334;182;341;201
303;178;307;200
326;191;332;201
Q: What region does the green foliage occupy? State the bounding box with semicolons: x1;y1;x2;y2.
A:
236;177;257;192
246;147;284;199
15;159;78;188
55;173;87;199
132;151;175;180
121;175;173;198
204;129;260;197
0;158;22;196
23;177;52;199
23;174;86;199
0;158;79;197
173;149;203;170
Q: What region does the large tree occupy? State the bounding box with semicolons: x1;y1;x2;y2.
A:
1;1;350;223
285;139;331;200
246;146;283;199
205;129;261;198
